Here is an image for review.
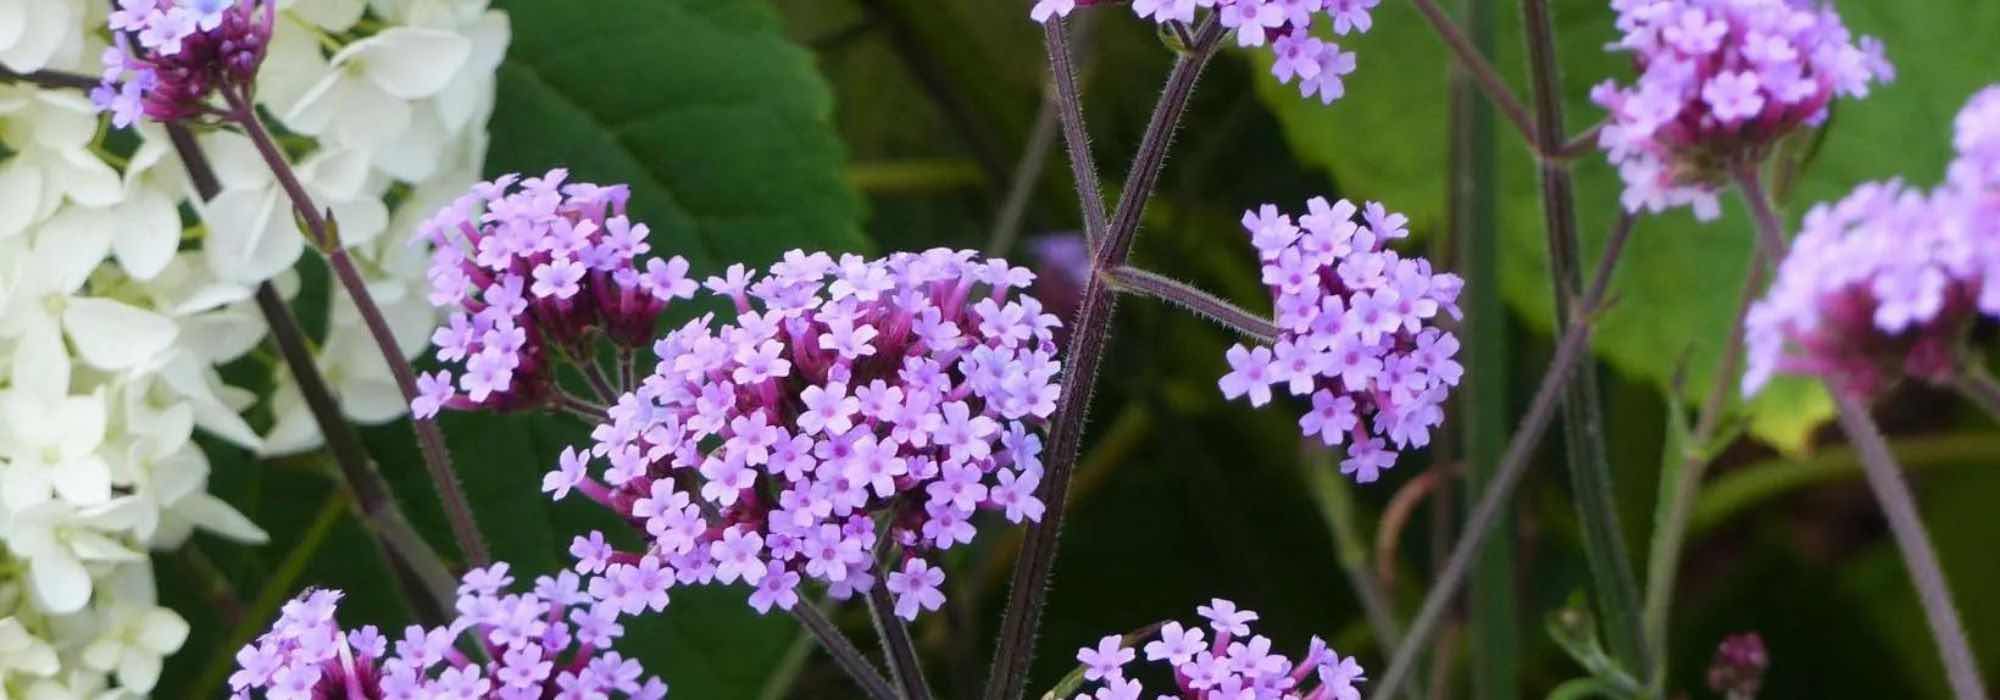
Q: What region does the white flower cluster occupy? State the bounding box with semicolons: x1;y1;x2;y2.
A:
0;0;508;696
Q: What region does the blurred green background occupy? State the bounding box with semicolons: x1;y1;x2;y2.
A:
155;0;2000;698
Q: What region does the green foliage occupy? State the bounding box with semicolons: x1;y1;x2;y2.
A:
1253;0;2000;454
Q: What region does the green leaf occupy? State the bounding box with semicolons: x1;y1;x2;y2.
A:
1252;0;2000;454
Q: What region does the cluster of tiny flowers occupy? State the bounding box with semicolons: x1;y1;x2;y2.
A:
1069;599;1365;700
1030;0;1372;105
91;0;274;125
1742;86;2000;399
1218;198;1463;483
413;169;699;415
1593;0;1892;219
537;246;1061;620
227;566;666;699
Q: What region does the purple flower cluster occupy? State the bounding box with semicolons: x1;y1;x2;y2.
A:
1218;198;1463;483
413;170;700;417
227;565;666;699
1031;0;1372;106
1592;0;1892;219
92;0;274;126
1743;87;2000;399
545;247;1062;619
1069;599;1365;700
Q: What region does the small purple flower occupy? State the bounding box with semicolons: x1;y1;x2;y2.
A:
886;558;946;621
1078;635;1137;682
1075;600;1366;700
1221;198;1461;482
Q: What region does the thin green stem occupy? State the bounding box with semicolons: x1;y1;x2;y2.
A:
1731;166;1788;275
1517;0;1647;672
1950;365;2000;424
1832;393;1990;700
1448;0;1515;696
1690;432;2000;535
1371;209;1636;700
1639;249;1765;690
225;84;489;567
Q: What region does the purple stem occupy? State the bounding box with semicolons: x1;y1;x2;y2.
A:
1044;17;1108;251
223;84;490;567
1103;265;1279;342
1407;0;1540;155
983;17;1225;700
1832;392;1991;700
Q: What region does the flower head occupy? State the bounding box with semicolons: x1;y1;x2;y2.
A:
1029;0;1375;107
228;574;664;699
1593;0;1893;219
93;0;276;124
1220;197;1462;482
1072;600;1366;700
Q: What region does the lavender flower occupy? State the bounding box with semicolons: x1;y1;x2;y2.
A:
411;173;1066;620
1592;0;1893;219
1739;180;1986;399
1030;0;1370;106
226;566;666;699
92;0;275;124
1705;632;1769;700
1743;86;2000;399
1220;198;1462;483
538;243;1062;619
1069;599;1365;700
414;170;699;413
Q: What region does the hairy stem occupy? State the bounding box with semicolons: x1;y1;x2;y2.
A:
1639;249;1765;687
1408;0;1539;155
1518;0;1647;672
1371;209;1636;700
1103;266;1279;342
0;66;98;90
868;572;935;700
1042;16;1108;251
1832;393;1991;700
224;85;490;566
985;18;1224;700
792;599;902;700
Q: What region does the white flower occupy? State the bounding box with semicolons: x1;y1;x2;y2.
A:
1;501;144;614
284;26;472;151
0;389;113;510
79;601;189;692
0;214;180;375
0;88;124;238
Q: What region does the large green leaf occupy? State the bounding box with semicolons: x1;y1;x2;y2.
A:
1253;1;2000;454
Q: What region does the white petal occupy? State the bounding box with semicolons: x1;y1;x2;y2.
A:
356;27;471;99
0;0;68;73
0;0;24;51
9;321;70;401
201;187;305;285
117;648;165;692
289;0;366;31
54;147;125;207
0;158;43;239
111;188;182;280
198;132;276;190
175;493;270;544
338;374;406;424
33;206;114;294
1;463;54;510
53;392;106;458
28;549;90;614
50;455;111;506
278;69;347;137
332;80;411;150
180;305;268;362
257;20;331;117
300;147;373;200
372;107;445;182
137;608;191;653
63;298;178;370
66;529;142;561
328;196;389;248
